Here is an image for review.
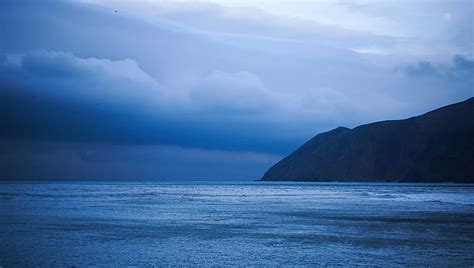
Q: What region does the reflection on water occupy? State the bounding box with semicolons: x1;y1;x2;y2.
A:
1;181;473;266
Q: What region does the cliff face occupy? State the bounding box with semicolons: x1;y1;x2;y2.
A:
262;97;474;182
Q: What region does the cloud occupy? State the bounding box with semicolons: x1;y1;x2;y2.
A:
1;50;168;113
404;61;437;77
2;50;158;87
0;51;300;154
0;0;473;180
398;55;474;108
0;140;282;180
452;55;474;71
403;55;474;78
330;0;474;56
189;70;275;114
443;12;452;22
85;0;400;53
1;0;473;157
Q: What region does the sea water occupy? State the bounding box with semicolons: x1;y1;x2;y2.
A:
1;181;473;266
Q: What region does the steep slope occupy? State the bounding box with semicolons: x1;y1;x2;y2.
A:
262;97;474;182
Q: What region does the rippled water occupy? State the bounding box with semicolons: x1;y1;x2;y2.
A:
1;181;473;266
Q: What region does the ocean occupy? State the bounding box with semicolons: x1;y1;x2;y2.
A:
1;181;473;266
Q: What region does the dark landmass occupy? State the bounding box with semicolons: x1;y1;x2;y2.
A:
262;97;474;182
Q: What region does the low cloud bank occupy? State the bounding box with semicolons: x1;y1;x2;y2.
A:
0;140;281;180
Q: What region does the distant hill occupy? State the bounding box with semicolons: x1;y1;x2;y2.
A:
262;97;474;183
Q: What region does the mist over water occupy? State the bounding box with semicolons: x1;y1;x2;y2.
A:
1;181;473;266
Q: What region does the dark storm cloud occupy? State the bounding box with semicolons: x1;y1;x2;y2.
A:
0;0;473;180
0;51;298;154
0;141;281;180
1;0;472;155
2;0;470;127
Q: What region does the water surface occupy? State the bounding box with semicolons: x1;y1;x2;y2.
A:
1;181;473;266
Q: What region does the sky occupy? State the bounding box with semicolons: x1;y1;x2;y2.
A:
0;0;473;180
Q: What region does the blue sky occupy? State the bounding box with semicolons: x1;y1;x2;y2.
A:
0;0;473;180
